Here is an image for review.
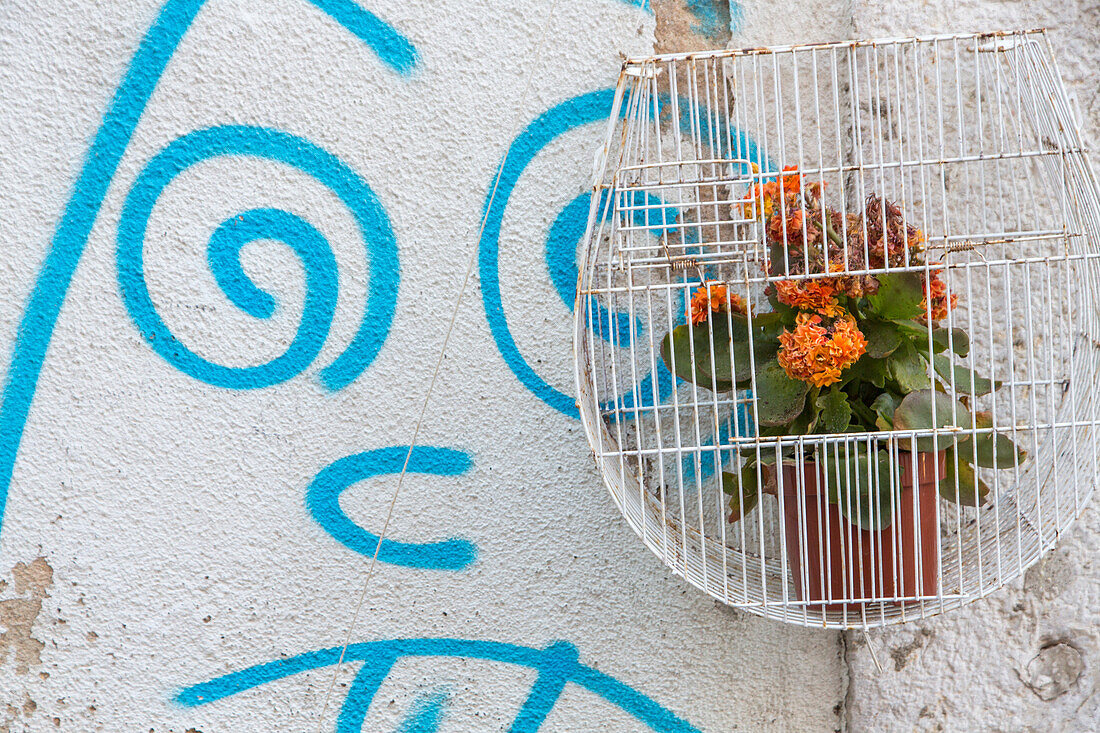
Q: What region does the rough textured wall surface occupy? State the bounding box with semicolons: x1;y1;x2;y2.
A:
0;1;848;731
0;0;1095;731
839;2;1100;730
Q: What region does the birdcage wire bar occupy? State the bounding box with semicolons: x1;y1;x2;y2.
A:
574;30;1100;628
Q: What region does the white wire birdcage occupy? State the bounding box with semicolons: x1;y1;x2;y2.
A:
573;30;1100;629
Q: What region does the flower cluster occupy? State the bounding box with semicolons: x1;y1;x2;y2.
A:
776;311;868;388
689;281;747;325
744;166;959;383
921;269;958;323
748;165;802;220
773;276;840;314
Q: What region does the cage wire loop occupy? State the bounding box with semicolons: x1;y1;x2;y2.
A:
573;29;1100;629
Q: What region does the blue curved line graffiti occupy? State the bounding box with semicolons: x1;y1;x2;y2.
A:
479;89;769;420
0;0;414;535
545;188;682;419
117;125;398;390
306;447;477;571
175;638;702;733
479;89;683;420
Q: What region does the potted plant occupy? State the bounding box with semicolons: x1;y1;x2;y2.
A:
660;167;1027;610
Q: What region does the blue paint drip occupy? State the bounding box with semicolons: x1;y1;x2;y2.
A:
306;447;477;571
396;689;449;733
117;126;398;391
175;638;701;733
0;0;416;536
616;0;651;10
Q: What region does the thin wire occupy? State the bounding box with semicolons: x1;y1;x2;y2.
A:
310;2;563;728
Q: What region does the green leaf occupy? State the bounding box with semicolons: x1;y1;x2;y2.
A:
870;391;903;430
886;340;932;393
932;354;999;396
863;319;904;358
754;359;810;427
970;411;1027;468
892;389;970;452
660;323;735;392
939;449;990;506
723;466;760;522
820;445;899;530
844;356;888;388
732;337;780;384
933;327;969;357
816;389;852;434
866;272;926;321
896;323;970;357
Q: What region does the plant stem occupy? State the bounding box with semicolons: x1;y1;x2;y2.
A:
825;218;844;249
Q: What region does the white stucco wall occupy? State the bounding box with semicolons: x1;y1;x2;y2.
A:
0;1;1094;731
0;1;846;731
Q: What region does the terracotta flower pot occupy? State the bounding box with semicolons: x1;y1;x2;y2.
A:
776;451;944;613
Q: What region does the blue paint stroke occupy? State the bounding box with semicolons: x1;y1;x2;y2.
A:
480;90;679;420
479;89;770;420
396;689;449;733
615;0;742;37
117;125;398;390
683;0;730;40
546;189;680;347
728;1;744;34
545;191;639;347
681;400;755;483
306;447;477;571
175;639;701;733
0;0;416;535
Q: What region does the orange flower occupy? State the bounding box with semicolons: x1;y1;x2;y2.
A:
774;277;839;313
688;281;746;325
747;165;801;220
920;269;958;323
777;311;867;387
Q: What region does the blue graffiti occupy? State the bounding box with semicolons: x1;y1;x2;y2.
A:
0;0;415;535
479;88;769;421
682;0;731;39
306;447;477;571
681;403;755;483
117;125;398;390
616;0;742;35
480;89;685;419
396;689;449;733
175;638;701;733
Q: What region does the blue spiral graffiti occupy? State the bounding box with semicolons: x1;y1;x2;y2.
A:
0;0;416;535
480;89;687;419
306;446;477;571
117;125;398;390
479;87;770;423
175;638;701;733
